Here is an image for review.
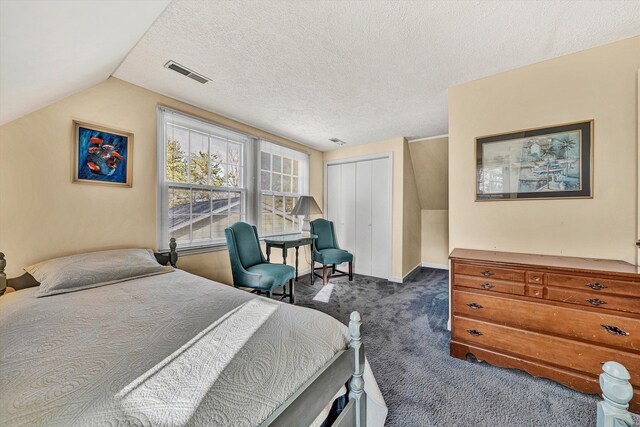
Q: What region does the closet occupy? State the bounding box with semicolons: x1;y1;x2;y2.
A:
325;156;392;279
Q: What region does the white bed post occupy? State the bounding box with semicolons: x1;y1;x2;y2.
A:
597;361;634;427
0;252;6;295
349;311;366;427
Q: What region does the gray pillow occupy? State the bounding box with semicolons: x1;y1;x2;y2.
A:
25;249;174;297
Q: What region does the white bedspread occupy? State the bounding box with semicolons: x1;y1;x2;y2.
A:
0;270;387;426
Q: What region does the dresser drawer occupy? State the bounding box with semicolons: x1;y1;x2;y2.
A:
454;263;525;282
453;290;640;351
452;316;640;386
547;274;640;297
546;287;640;314
453;275;525;296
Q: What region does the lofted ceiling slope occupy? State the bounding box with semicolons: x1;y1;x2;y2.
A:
0;0;170;125
114;0;640;151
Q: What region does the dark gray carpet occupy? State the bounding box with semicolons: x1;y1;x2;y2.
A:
295;268;639;427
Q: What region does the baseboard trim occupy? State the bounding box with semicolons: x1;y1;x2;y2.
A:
389;263;422;283
421;262;449;270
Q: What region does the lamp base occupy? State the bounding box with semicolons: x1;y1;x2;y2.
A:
302;216;311;233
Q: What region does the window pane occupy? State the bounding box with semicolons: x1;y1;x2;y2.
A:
189;131;209;185
228;142;242;166
210;162;226;187
227;165;242;188
261;152;271;171
272;173;281;191
210;137;227;164
282;175;291;193
166;125;188;183
229;192;242;225
285;196;295;214
211;215;227;240
283;157;292;174
191;190;211;241
292;177;299;194
261;171;270;191
293;159;299;176
212;191;229;214
273;196;284;234
262;195;274;236
168;187;191;243
272;155;282;173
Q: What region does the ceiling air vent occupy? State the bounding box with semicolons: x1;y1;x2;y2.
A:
164;61;210;84
329;138;347;146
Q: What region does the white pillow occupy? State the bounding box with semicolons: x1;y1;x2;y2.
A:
25;248;174;297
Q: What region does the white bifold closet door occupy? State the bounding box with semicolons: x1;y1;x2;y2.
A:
325;157;391;279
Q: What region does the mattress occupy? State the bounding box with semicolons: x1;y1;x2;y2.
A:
0;269;386;426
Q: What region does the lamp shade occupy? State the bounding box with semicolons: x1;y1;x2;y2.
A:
291;195;322;216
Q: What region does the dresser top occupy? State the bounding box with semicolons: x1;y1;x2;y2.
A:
450;248;640;278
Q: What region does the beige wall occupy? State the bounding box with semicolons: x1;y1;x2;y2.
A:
421;210;449;266
449;36;640;264
408;136;449;267
0;77;323;280
402;139;422;274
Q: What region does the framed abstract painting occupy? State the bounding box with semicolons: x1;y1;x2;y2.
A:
476;120;593;201
73;121;133;187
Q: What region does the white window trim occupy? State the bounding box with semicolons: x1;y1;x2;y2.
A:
258;139;310;237
156;106;253;253
156;106;311;254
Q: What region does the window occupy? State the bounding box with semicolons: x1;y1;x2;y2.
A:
157;107;251;251
259;141;309;236
157;107;309;252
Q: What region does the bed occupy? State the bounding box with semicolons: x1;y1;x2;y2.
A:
0;243;387;426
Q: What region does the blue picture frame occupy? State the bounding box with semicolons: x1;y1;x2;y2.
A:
73;121;133;187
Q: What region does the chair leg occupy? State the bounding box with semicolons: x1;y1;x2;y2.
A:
349;261;353;281
289;278;295;304
322;265;328;286
311;261;315;286
332;264;336;275
266;290;272;299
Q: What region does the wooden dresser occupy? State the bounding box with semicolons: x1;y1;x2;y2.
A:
449;248;640;412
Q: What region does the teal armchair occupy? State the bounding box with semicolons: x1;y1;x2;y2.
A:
225;221;295;303
310;218;353;286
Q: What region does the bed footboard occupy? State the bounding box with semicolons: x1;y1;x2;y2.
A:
260;311;366;427
597;361;634;427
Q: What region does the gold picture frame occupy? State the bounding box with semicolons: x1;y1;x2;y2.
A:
72;120;133;187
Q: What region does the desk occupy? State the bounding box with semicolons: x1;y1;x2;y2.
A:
264;234;317;284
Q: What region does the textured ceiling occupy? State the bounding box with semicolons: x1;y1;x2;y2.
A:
0;0;170;125
114;0;640;151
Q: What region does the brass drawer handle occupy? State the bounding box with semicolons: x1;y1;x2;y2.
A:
466;302;483;310
467;329;483;337
480;283;494;290
586;298;607;306
586;282;608;291
481;270;495;277
601;324;629;336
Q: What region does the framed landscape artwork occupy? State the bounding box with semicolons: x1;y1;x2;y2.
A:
73;121;133;187
476;120;593;201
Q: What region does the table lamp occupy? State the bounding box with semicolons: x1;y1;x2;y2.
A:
291;196;322;232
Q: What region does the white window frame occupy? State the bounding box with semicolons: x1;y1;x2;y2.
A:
258;140;310;237
157;106;254;252
156;106;310;253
